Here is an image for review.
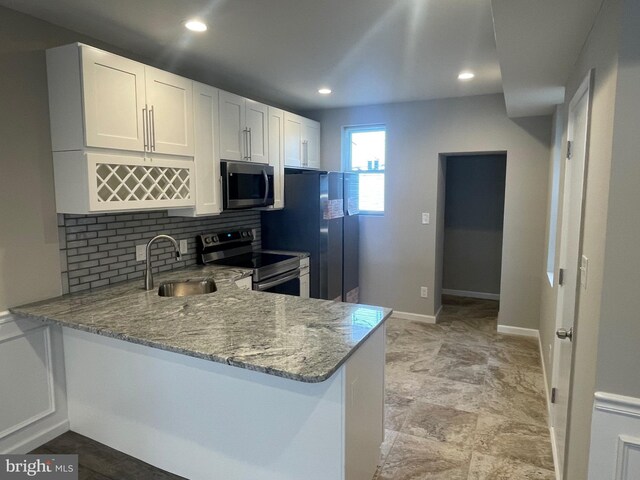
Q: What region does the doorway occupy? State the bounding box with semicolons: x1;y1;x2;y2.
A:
441;154;507;304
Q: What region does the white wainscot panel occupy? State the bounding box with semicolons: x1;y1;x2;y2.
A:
588;392;640;480
0;318;54;438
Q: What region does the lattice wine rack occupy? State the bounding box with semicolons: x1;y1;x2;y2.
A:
95;163;192;205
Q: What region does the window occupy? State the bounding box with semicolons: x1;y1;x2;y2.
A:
343;125;386;214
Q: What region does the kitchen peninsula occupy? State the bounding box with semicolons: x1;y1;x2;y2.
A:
11;265;390;480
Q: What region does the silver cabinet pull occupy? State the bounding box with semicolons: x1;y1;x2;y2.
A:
242;128;249;160
143;106;149;150
248;127;252;161
150;106;156;151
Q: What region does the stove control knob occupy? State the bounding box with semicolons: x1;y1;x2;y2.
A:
204;237;212;244
212;235;218;243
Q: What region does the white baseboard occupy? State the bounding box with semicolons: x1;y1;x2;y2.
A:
393;311;436;324
496;325;539;337
434;305;443;323
589;392;640;480
1;419;69;454
442;289;500;301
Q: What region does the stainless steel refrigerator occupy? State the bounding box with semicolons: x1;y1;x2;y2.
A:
260;170;360;302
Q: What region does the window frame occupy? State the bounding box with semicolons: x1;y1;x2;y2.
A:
342;124;387;216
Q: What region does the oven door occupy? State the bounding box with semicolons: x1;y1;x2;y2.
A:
222;161;274;210
254;268;301;296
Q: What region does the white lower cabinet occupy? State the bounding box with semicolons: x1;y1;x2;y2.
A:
53;151;195;214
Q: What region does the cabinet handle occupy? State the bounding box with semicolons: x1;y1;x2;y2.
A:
248;127;252;161
302;140;308;166
150;106;156;151
143;106;149;150
242;128;249;160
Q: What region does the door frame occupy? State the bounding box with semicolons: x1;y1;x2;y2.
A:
550;70;594;479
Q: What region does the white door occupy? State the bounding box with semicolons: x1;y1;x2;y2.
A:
219;91;246;161
268;107;284;209
551;71;592;477
145;67;194;156
284;112;303;167
81;46;146;152
303;119;321;169
246;100;269;164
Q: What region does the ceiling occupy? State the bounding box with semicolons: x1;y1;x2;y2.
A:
2;0;604;115
492;0;604;117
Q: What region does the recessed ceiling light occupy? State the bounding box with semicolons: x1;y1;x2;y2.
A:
185;19;207;32
318;88;332;95
458;72;475;81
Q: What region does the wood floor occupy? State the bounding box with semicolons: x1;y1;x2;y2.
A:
31;295;554;479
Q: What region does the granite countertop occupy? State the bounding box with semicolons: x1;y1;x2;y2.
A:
11;264;391;383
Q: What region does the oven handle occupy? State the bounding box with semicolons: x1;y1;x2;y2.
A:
255;268;300;291
262;168;270;205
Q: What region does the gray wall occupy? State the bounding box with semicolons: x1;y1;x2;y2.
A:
536;0;621;477
596;0;640;398
443;154;506;296
309;94;551;328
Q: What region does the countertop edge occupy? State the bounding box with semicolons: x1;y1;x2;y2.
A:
9;306;392;384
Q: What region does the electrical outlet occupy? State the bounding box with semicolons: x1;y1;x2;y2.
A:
420;286;428;298
421;212;430;225
180;239;188;255
136;244;146;262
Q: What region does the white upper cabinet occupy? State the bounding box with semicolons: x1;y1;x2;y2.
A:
245;100;268;164
268;107;285;209
144;67;194;156
81;47;146;152
170;82;222;218
47;43;193;156
218;91;245;161
284;112;303;167
284;112;320;169
303;119;321;169
218;90;268;163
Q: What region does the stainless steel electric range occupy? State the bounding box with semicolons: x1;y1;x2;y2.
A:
197;229;310;297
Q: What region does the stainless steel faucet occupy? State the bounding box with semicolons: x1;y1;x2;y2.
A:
145;234;181;290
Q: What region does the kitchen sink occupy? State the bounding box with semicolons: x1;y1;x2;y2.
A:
157;279;217;297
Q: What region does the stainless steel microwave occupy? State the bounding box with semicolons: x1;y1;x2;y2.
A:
221;161;275;210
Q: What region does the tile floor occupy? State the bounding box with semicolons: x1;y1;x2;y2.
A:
32;296;554;480
374;295;555;479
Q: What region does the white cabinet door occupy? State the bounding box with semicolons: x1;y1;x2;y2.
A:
268;107;284;209
145;67;194;156
81;46;146;152
193;82;222;215
284;112;303;167
219;91;246;161
246;100;269;164
303;119;321;169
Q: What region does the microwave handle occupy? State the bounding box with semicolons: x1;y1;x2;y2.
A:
262;169;270;204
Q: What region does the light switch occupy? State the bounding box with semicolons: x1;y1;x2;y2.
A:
580;255;588;289
421;212;430;225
